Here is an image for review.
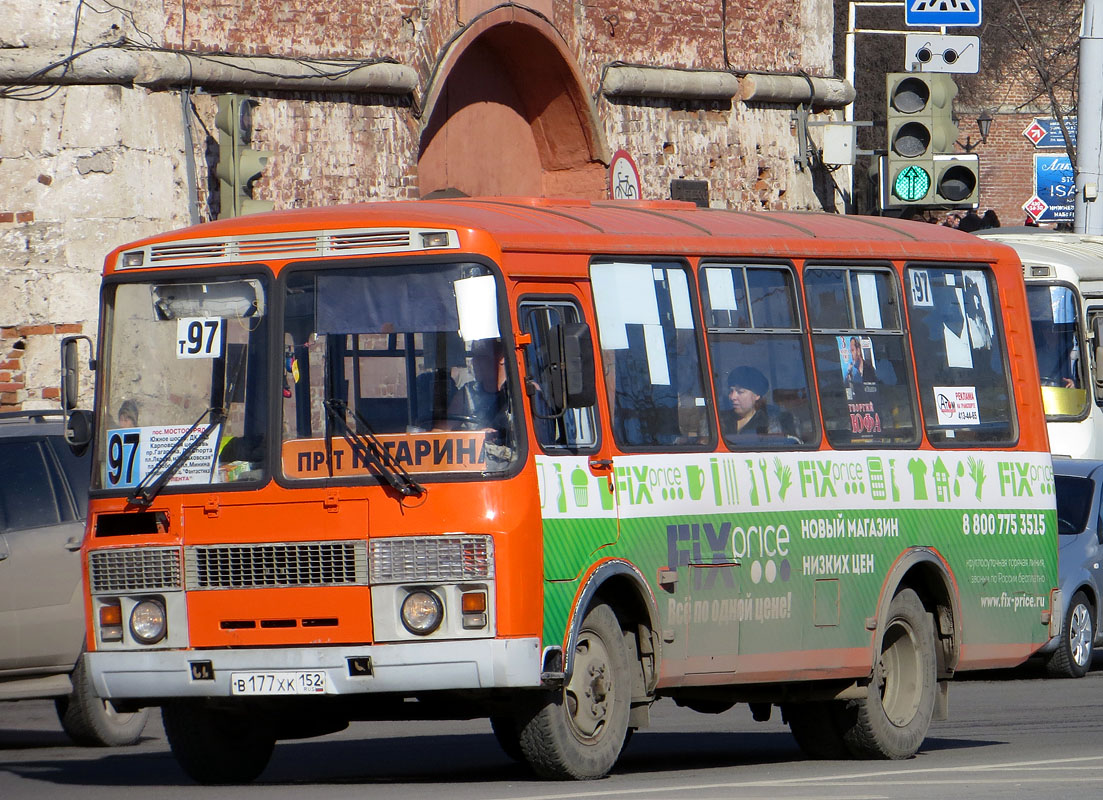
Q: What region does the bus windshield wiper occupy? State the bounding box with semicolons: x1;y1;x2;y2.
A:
128;408;224;507
323;398;426;498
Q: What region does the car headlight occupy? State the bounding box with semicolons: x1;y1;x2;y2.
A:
400;590;443;635
129;598;167;644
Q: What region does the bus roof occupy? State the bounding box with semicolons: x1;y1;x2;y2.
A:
979;230;1103;285
107;198;1010;272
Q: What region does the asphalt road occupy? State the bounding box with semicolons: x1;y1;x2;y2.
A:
2;657;1102;800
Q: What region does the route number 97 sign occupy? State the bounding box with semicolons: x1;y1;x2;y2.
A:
177;317;223;358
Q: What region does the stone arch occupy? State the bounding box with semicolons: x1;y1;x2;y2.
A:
417;8;609;199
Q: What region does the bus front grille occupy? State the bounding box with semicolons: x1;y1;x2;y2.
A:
184;541;369;590
88;547;183;594
369;535;493;584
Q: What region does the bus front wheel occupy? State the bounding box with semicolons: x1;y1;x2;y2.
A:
518;602;631;779
162;702;275;784
842;588;937;759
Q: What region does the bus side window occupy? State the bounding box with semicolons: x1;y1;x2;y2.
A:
906;265;1016;444
805;266;919;447
700;264;819;449
518;300;597;450
590;261;712;449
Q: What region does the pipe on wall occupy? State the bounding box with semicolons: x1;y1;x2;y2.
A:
0;48;417;94
600;64;853;109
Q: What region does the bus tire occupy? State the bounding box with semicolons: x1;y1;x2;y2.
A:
162;702;275;784
782;701;851;759
1046;590;1094;678
517;602;631;779
55;657;150;747
842;588;936;759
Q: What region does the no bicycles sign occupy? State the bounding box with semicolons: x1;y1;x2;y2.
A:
609;149;641;200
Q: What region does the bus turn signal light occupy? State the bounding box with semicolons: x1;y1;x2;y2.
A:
461;590;487;629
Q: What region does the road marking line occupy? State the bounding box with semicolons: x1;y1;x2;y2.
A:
508;756;1103;800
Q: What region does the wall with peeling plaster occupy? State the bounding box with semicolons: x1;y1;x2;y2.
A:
0;0;839;409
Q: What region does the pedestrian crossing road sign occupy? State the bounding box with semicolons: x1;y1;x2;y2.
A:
906;0;982;27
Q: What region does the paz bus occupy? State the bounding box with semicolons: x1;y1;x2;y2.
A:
62;198;1059;784
978;229;1103;459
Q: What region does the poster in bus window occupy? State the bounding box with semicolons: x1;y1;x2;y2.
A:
838;335;877;398
837;335;882;435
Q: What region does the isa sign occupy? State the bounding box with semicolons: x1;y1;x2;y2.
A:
906;0;982;27
1033;153;1075;222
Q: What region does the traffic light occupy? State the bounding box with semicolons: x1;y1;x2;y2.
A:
215;94;274;218
882;73;958;207
933;154;980;206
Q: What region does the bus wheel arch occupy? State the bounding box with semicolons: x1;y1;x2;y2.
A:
564;560;662;702
877;547;961;680
785;550;955;761
516;560;659;779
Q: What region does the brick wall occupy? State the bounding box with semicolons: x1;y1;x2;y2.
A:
1;0;838;408
0;323;82;411
961;111;1073;228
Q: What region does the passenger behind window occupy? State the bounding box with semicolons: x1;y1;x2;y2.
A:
723;366;798;446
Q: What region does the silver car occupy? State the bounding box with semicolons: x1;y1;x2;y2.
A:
1044;459;1103;677
0;411;149;744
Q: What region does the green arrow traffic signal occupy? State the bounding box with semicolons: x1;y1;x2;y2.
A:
893;164;932;203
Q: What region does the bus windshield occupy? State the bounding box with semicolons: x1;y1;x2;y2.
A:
1026;283;1086;419
280;261;518;479
96;276;270;492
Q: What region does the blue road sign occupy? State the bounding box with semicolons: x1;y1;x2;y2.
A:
906;0;982;27
1023;117;1078;149
1033;153;1075;222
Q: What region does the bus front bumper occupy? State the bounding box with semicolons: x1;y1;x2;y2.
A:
85;637;542;700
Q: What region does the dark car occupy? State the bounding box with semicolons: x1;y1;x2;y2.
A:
1042;459;1103;677
0;411;149;744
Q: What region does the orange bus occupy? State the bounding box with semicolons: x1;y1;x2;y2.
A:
62;198;1059;784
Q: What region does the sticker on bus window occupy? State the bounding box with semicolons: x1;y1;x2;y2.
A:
933;386;980;426
176;317;223;359
856;272;883;328
705;268;739;311
105;425;220;488
910;270;934;307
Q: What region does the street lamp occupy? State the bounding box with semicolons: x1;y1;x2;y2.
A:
958;109;993;153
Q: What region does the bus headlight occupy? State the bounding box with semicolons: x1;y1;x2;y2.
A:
129;598;167;644
400;590;443;635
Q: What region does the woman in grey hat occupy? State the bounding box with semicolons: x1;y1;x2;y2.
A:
726;366;794;442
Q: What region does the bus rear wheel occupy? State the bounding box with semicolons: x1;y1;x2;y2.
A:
162;702;275;784
842;588;937;759
518;602;630;779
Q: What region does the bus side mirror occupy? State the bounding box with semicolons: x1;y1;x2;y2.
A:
60;335;95;452
1093;317;1103;404
550;322;596;409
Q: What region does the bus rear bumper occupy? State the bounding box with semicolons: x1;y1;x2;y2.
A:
85;637;542;700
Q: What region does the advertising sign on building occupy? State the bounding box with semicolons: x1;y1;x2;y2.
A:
1029;153;1075;223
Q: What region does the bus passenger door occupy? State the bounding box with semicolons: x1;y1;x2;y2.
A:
516;292;618;585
